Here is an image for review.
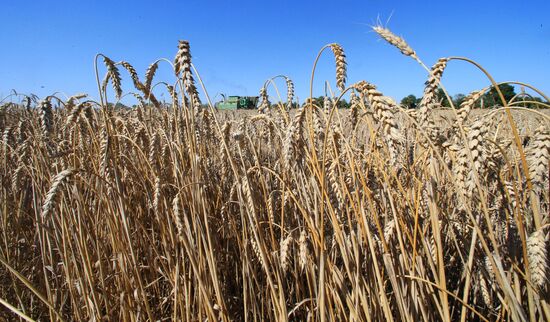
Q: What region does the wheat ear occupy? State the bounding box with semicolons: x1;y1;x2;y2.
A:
174;40;201;108
329;44;347;92
419;58;449;108
527;126;550;192
285;77;294;109
102;56;122;99
373;26;418;60
280;234;293;273
38;99;53;137
527;229;548;289
457;90;484;125
41;168;77;218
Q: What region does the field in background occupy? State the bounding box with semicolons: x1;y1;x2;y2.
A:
1;27;549;321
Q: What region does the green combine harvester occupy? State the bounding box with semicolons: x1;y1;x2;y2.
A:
216;95;259;110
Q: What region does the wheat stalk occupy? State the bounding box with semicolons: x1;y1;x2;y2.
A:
298;230;309;271
38;99;53;137
464;119;488;197
527;126;550;192
353;81;402;164
457;90;484;125
65;102;88;127
174;40;201;108
280;234;293;273
285;77;294;109
329;44;347;92
120;61;145;92
258;87;270;113
419;58;449;108
102;56;122;99
373;26;418;60
41;168;76;219
348;91;359;130
145;62;159;94
527;229;548;289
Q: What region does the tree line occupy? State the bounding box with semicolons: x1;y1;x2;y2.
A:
400;84;548;109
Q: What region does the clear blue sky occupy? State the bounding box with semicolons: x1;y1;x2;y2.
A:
1;0;549;104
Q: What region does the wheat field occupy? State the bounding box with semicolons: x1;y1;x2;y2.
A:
1;27;549;321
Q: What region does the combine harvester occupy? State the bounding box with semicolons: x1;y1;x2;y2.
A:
215;95;259;110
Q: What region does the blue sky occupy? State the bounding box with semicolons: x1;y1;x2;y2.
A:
1;0;549;105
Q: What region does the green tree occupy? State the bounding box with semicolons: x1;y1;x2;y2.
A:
519;96;544;109
483;84;516;108
453;93;466;107
400;94;418;109
307;96;349;109
337;99;350;109
436;88;451;107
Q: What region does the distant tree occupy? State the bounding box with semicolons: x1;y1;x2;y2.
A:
309;96;324;108
483;84;516;107
519;96;545;109
108;102;130;110
400;94;418;109
288;102;300;109
306;96;349;109
436;88;451;107
338;99;350;109
453;93;466;107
